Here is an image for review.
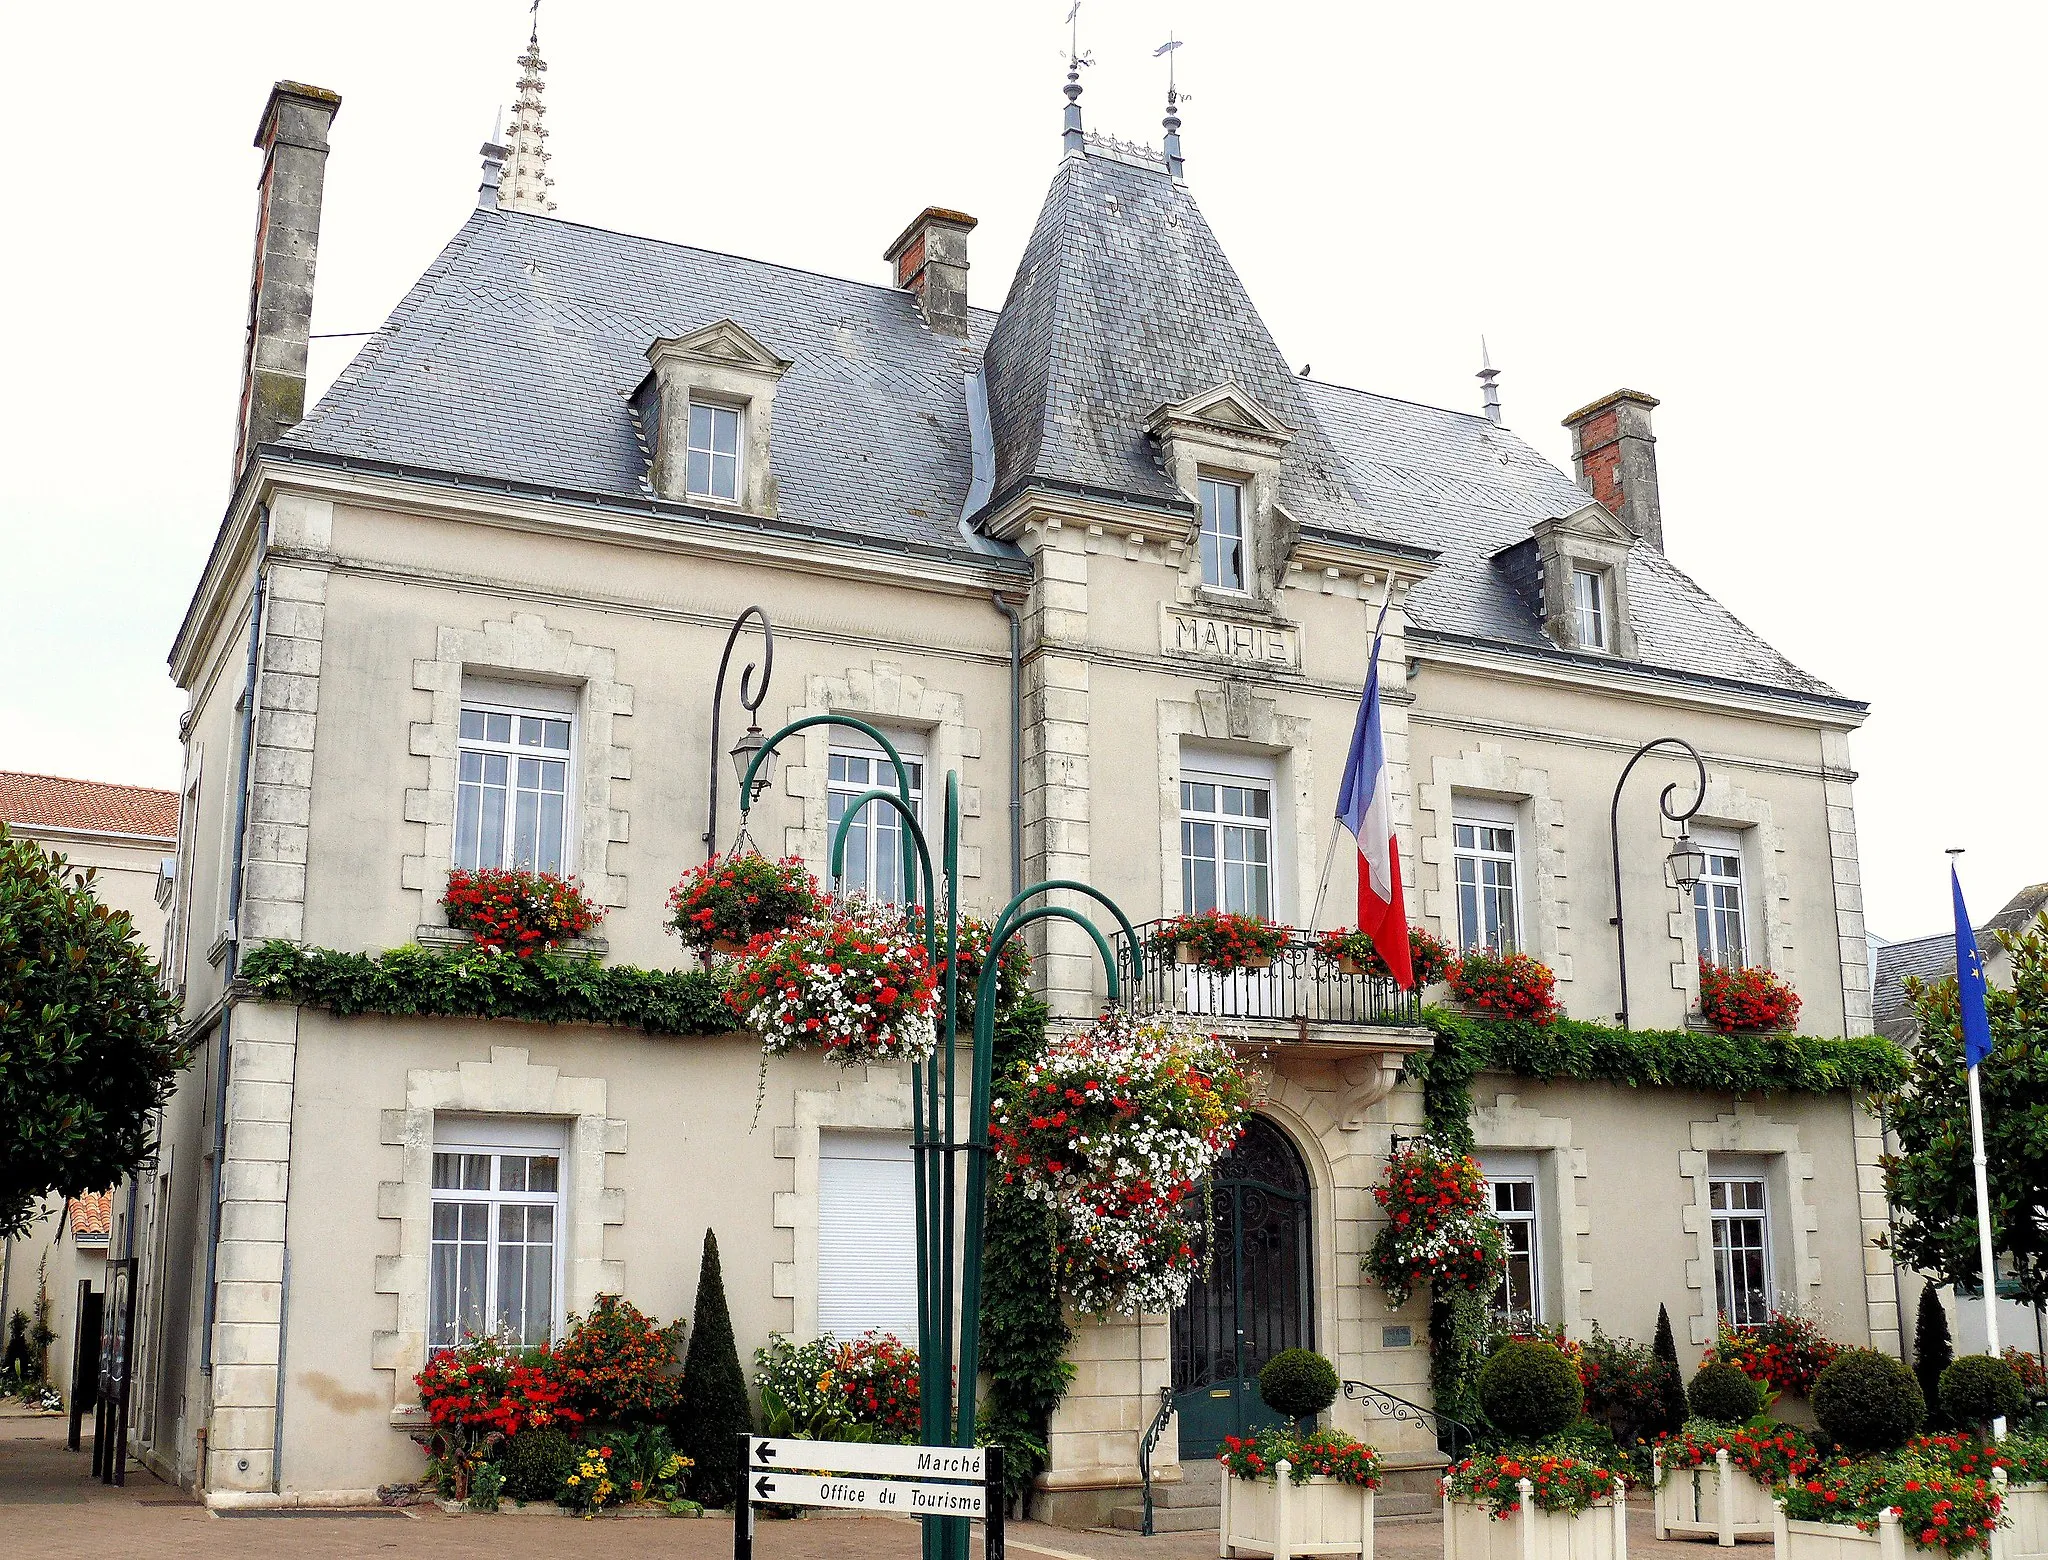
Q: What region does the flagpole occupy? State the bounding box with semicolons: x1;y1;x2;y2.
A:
1316;585;1401;933
1967;1059;2001;1358
1949;849;2004;1426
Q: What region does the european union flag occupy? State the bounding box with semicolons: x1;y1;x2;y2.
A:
1953;866;1995;1068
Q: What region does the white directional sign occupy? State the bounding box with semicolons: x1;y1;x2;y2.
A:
749;1436;985;1481
747;1471;987;1517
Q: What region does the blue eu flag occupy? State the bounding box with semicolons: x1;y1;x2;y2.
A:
1953;866;1995;1068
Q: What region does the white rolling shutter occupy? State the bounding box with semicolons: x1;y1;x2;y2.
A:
817;1131;919;1341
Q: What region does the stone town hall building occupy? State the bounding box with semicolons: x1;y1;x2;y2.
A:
128;34;1893;1524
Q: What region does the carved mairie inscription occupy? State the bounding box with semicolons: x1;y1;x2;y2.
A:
1160;604;1301;672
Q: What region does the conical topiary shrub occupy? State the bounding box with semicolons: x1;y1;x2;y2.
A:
674;1230;752;1508
1913;1286;1953;1428
1652;1304;1688;1434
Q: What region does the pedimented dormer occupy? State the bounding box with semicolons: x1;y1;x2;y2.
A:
1497;500;1641;657
638;320;792;514
1146;384;1301;602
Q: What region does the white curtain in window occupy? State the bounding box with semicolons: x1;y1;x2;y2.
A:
817;1133;919;1341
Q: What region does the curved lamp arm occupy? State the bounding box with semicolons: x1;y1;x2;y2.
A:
703;607;773;860
1610;736;1708;1029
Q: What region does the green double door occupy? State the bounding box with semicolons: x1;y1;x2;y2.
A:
1172;1116;1315;1458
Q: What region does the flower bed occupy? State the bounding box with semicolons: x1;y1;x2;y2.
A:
1776;1457;2002;1557
990;1007;1259;1313
1365;1136;1505;1306
443;868;602;956
666;854;821;954
724;897;940;1066
1704;1311;1840;1399
1444;1455;1627;1560
1315;924;1454;985
1447;950;1559;1024
1698;958;1802;1033
1148;911;1292;972
1917;1436;2048;1560
1219;1429;1382;1559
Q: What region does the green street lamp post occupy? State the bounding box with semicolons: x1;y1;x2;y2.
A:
737;715;1142;1560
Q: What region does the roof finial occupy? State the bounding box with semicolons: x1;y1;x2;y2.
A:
497;1;557;215
1154;33;1187;182
1478;336;1503;426
1062;2;1092;157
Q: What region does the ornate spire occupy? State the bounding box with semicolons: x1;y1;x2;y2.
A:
1155;34;1187;181
498;8;556;215
1062;3;1092;157
1478;337;1503;426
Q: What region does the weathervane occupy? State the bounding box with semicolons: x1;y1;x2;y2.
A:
1062;2;1093;154
1154;30;1190;178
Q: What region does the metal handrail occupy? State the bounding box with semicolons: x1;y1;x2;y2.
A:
1342;1379;1474;1457
1113;921;1420;1028
1137;1386;1176;1537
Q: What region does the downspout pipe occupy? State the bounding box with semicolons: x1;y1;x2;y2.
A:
990;593;1023;897
201;506;269;1375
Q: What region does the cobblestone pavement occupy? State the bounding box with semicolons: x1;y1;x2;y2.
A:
1;1414;1745;1560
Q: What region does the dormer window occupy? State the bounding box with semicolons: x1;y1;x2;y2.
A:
688;401;742;503
1199;476;1247;592
1573;568;1608;651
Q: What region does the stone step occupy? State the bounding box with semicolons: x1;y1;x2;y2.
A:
1379;1491;1439;1518
1108;1500;1219;1533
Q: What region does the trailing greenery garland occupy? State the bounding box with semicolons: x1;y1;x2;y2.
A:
238;939;733;1035
1402;1008;1910;1437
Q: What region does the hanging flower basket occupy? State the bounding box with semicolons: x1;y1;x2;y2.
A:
666;854;822;955
724;898;940;1067
442;868;603;957
1447;949;1559;1024
1314;924;1453;984
990;1007;1260;1314
1364;1135;1505;1306
937;913;1033;1022
1697;958;1802;1032
1147;911;1291;972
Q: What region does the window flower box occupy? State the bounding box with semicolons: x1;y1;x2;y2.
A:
1444;1480;1629;1560
1653;1448;1775;1547
415;923;609;963
1697;958;1802;1033
441;868;603;957
1992;1471;2048;1560
1774;1502;1909;1560
1221;1460;1377;1560
1446;950;1559;1025
1147;911;1290;973
1314;925;1453;985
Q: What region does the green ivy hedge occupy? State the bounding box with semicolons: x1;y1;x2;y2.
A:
238;940;734;1035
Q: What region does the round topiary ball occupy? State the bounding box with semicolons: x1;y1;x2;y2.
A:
1687;1362;1765;1425
1259;1348;1340;1420
1939;1355;2025;1429
501;1427;575;1504
1812;1348;1926;1454
1478;1340;1584;1440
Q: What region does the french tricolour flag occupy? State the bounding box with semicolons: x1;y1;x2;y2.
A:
1335;631;1413;988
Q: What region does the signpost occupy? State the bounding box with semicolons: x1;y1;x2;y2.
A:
735;1435;1003;1559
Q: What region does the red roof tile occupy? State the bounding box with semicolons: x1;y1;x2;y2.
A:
69;1192;113;1242
0;771;178;842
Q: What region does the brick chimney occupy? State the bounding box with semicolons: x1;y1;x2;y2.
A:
1562;389;1663;551
883;207;976;339
232;81;342;480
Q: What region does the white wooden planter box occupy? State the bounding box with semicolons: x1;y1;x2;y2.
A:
1773;1500;1909;1560
1992;1475;2048;1560
1443;1480;1628;1560
1219;1459;1376;1560
1653;1448;1775;1545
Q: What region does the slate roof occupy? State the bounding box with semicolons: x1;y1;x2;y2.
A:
0;771;178;841
1870;884;2048;1024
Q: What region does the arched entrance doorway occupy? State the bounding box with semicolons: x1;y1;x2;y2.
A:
1171;1114;1314;1458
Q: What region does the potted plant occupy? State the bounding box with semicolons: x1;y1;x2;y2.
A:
1314;924;1453;984
1773;1461;2000;1560
1446;950;1559;1024
1148;910;1292;972
442;868;603;957
990;1007;1259;1314
1443;1453;1627;1560
1938;1434;2048;1560
1219;1426;1382;1560
1654;1420;1813;1546
1698;959;1802;1032
723;897;940;1068
665;854;822;955
1364;1136;1506;1307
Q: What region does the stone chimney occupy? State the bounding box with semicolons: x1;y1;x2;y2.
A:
232;81;341;480
883;208;976;339
1562;389;1663;551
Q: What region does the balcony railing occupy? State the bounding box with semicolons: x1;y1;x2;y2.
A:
1111;921;1421;1032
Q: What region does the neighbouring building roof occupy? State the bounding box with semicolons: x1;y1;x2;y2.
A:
1871;882;2048;1026
68;1191;112;1244
0;771;178;842
277;138;1852;707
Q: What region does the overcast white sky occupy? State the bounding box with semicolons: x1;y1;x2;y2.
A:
3;1;2041;939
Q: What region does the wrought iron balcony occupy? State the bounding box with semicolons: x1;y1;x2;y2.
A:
1111;920;1423;1040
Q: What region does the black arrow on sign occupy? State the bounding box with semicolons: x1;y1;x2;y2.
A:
754;1475;776;1501
754;1441;777;1463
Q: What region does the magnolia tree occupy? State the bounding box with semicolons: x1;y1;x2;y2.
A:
1882;915;2048;1305
0;829;184;1239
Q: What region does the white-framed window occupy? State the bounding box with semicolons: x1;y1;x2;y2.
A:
1694;830;1748;969
687;400;742;503
1709;1173;1772;1329
1487;1176;1540;1321
827;735;925;905
817;1132;919;1340
1198;476;1247;593
1573;568;1608;651
455;687;574;877
1453;800;1521;953
429;1118;566;1352
1181;772;1273;917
